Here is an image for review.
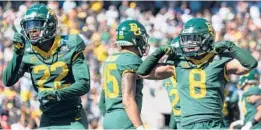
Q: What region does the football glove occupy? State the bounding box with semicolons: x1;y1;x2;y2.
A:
12;33;25;55
159;45;175;55
241;122;253;130
137;45;175;76
136;125;145;130
212;40;257;69
212;40;235;54
37;90;61;107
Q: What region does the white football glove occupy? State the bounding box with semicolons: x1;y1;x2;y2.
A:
241;122;253;130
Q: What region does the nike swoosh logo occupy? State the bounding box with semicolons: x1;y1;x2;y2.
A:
75;117;81;120
58;54;64;57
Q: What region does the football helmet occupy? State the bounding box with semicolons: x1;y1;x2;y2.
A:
179;18;215;57
116;20;149;56
238;69;260;89
20;4;58;46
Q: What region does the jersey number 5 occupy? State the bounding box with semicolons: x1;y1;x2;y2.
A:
189;69;207;99
103;63;119;98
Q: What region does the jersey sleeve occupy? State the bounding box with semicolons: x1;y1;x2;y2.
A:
164;54;176;65
118;54;142;74
55;34;90;100
2;54;28;86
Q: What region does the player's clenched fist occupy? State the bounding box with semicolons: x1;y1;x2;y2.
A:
12;33;25;55
212;40;235;54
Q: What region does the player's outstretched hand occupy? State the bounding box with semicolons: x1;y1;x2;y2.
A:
12;33;25;55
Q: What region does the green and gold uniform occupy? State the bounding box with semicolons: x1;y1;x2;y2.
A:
162;75;181;129
241;86;261;129
3;34;90;129
101;51;143;129
173;53;231;129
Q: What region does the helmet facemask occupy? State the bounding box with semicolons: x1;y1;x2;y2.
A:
21;9;57;46
134;33;150;56
180;31;214;57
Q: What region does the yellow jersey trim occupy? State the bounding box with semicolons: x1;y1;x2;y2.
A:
224;63;230;82
122;70;136;75
32;36;61;58
72;52;82;62
187;53;214;65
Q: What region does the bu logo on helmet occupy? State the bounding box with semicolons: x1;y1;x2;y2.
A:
129;23;141;35
205;22;215;36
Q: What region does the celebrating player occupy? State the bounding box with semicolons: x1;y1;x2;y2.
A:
137;18;257;129
99;20;149;129
2;4;90;129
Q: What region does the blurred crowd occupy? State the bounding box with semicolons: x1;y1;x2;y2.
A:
0;1;261;129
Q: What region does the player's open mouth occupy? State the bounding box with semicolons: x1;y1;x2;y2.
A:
184;47;199;52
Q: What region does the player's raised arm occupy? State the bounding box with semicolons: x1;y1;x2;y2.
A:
212;41;258;75
122;72;143;129
139;64;174;80
2;33;28;86
137;46;175;80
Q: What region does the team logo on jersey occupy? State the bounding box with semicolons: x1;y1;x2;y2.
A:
58;45;70;57
181;62;189;68
30;56;38;63
60;45;70;53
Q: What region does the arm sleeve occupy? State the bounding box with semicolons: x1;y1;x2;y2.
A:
229;43;257;69
164;54;175;65
56;52;90;100
55;36;90;100
136;47;167;76
2;54;27;86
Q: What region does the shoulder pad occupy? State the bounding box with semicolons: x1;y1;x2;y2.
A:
61;34;86;52
117;52;142;74
119;52;142;65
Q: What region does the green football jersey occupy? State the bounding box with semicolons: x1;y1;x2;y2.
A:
173;53;232;126
241;86;261;128
4;34;89;117
162;75;181;126
102;51;143;129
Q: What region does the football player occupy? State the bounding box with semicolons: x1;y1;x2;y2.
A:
98;20;149;129
237;69;261;130
162;37;181;129
2;4;90;129
137;18;257;129
162;76;181;129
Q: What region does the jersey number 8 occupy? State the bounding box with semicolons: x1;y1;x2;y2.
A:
189;69;207;99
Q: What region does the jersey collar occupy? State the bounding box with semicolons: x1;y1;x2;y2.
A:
32;36;61;58
186;52;215;65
